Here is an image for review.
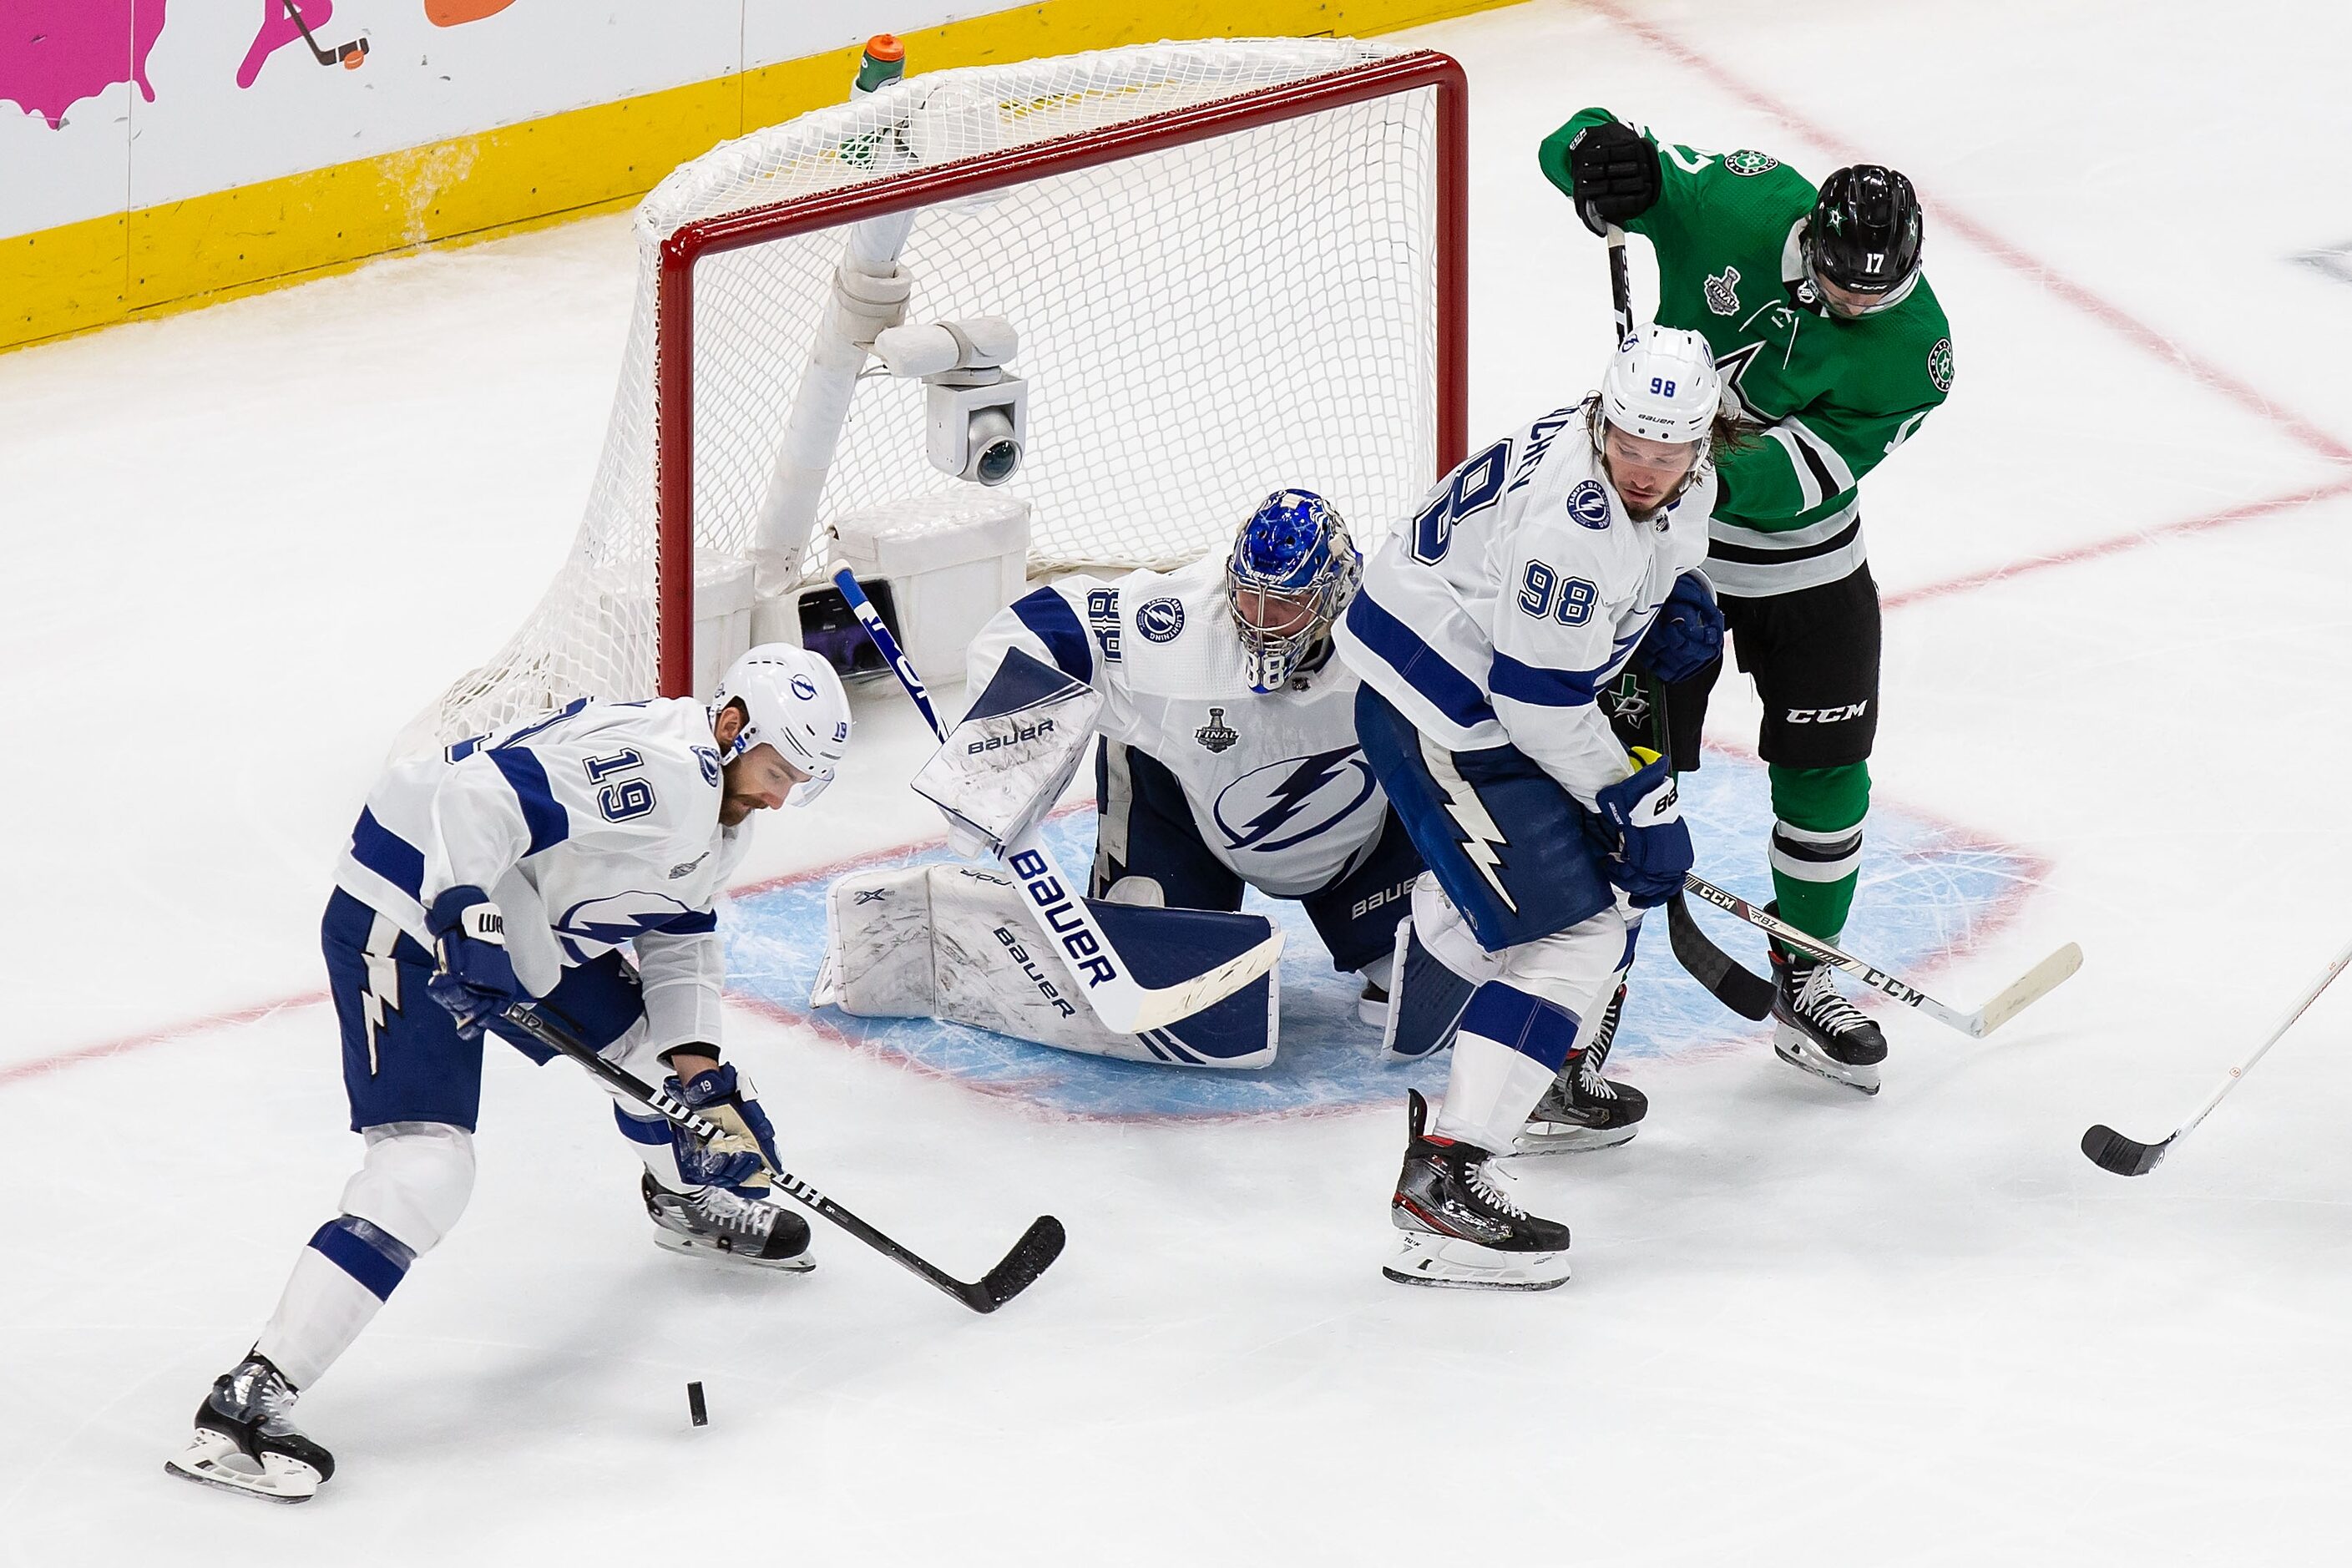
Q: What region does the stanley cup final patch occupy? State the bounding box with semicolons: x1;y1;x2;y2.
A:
1194;707;1239;753
1704;264;1742;316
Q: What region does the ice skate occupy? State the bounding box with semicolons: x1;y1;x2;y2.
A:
641;1172;814;1271
1385;1090;1570;1291
1518;984;1648;1152
1771;943;1887;1095
164;1353;334;1504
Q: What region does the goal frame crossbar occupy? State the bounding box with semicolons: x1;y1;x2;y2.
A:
650;47;1470;696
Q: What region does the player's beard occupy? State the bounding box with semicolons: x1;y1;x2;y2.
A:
718;792;759;827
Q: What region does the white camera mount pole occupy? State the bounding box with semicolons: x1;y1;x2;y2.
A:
749;41;919;597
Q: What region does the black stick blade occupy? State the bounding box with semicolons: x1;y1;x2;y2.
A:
966;1216;1066;1313
1667;895;1777;1020
2081;1124;2169;1176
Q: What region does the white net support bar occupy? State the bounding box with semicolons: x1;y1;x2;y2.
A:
415;37;1461;747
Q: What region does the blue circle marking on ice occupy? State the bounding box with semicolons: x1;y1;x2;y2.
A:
1567;479;1612;529
722;755;2041;1123
1136;597;1186;643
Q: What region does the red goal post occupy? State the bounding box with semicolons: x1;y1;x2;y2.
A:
417;39;1468;746
656;47;1468;697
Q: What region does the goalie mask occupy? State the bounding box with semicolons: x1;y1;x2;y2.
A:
713;643;851;806
1227;489;1361;695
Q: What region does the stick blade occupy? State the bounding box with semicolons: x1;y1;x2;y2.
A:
1971;943;2084;1038
2081;1123;2168;1177
1110;929;1285;1034
965;1215;1067;1313
1666;894;1776;1020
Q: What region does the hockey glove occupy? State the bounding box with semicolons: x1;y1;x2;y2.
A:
665;1062;781;1192
1633;572;1724;685
1567;120;1662;236
424;885;519;1039
1587;749;1693;908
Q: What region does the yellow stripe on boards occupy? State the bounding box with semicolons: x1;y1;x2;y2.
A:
3;0;1510;354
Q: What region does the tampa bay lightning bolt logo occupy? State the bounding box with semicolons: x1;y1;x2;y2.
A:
790;675;818;700
554;893;701;959
1567;479;1611;529
1211;746;1378;855
694;745;721;787
1136;596;1186;643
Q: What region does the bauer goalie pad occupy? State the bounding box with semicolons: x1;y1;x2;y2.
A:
911;649;1101;859
812;862;1280;1069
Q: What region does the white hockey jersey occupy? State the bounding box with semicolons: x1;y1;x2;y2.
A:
336;697;751;1055
964;554;1388;898
1337;402;1716;807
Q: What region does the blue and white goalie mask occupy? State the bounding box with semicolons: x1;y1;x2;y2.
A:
1226;489;1361;695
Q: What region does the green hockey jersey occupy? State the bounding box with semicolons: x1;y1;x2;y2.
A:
1540;109;1954;597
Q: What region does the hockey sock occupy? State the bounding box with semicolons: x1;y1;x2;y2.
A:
1766;761;1869;947
614;1103;692;1189
1429;981;1579;1151
254;1122;473;1388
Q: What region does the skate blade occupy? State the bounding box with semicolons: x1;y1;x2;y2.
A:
1772;1032;1881;1096
164;1434;320;1503
650;1228;815;1272
1383;1232;1569;1291
1514;1121;1638;1155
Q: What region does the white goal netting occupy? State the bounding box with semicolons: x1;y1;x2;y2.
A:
421;37;1448;746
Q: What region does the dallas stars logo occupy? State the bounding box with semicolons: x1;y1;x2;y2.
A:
1194;707;1239;753
1704;264;1742;316
1927;336;1955;392
1724;149;1779;177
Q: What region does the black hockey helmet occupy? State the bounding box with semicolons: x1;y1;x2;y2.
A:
1803;165;1923;306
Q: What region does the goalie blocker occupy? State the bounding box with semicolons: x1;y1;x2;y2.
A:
814;863;1280;1068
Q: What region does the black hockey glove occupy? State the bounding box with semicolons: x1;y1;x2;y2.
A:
1567;121;1662;236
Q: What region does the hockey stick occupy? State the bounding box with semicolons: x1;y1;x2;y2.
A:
500;1003;1065;1312
830;567;1282;1034
1605;222;1634;343
1679;873;2081;1039
2081;933;2352;1177
280;0;368;66
1596;237;1773;1023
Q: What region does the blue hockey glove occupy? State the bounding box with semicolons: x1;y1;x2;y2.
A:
666;1062;781;1192
424;885;519;1039
1633;572;1724;685
1587;749;1694;908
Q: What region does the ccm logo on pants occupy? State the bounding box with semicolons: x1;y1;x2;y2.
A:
1785;702;1870;725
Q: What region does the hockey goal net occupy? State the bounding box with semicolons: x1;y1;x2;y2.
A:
417;37;1465;746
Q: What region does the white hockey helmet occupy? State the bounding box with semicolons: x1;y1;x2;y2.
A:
713;643;851;807
1599;324;1723;449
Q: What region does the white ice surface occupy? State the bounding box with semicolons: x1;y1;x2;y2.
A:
5;1;2352;1561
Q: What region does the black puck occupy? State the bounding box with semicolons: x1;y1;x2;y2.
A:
687;1380;708;1427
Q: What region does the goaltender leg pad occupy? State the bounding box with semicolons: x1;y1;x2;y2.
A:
819;863;1278;1068
1354;688;1614;953
1376;906;1475;1062
913;647;1102;857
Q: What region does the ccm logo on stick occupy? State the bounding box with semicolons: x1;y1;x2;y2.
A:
1785;702;1869;725
1007;849;1119;988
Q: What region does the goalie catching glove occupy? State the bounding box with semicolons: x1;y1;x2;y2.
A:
911;648;1102;858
